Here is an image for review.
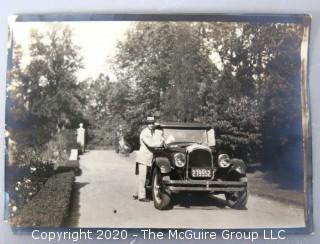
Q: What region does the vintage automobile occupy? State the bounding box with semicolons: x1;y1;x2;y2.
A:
145;122;248;210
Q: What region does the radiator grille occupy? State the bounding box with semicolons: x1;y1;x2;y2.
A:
188;149;213;179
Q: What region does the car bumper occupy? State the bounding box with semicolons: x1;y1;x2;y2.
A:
162;179;247;192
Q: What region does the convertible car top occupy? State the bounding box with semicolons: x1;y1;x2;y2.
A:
156;122;211;130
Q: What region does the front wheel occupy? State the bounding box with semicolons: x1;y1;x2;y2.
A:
152;168;172;210
225;177;248;209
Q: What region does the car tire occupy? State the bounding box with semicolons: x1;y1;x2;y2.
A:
225;176;248;209
152;168;172;210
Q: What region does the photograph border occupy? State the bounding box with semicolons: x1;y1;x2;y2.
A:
6;13;313;234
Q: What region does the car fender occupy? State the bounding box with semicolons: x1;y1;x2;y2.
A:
228;158;247;176
155;157;171;174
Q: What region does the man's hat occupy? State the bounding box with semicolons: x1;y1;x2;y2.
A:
146;116;155;124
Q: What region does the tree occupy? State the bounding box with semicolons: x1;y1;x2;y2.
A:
8;24;85;145
112;22;218;146
203;22;304;164
84;74;113;125
112;22;263;159
109;21;305;167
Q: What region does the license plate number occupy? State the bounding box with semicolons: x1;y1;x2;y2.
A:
191;168;212;177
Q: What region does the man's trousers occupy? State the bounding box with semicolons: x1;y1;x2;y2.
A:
133;163;147;199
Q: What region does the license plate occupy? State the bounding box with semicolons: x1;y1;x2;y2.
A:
191;168;212;178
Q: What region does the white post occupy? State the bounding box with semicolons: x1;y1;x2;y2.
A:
77;123;85;153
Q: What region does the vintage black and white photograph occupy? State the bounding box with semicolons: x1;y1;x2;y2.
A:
5;14;311;229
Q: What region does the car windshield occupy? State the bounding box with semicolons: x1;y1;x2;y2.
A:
163;128;208;144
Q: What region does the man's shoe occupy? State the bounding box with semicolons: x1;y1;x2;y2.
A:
132;195;138;200
138;198;150;202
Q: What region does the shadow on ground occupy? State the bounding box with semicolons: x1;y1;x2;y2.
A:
63;182;89;227
247;163;303;191
262;166;303;191
172;192;228;209
247;164;304;206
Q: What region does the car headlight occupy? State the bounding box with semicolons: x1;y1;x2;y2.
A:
173;153;186;167
218;154;230;168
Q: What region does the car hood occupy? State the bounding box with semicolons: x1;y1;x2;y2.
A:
185;143;212;153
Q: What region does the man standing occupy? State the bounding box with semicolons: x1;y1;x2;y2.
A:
133;116;164;202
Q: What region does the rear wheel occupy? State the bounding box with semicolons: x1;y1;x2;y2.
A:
152;169;172;210
225;176;248;209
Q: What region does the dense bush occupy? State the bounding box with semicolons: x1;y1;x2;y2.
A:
214;96;262;163
7;162;55;211
59;129;81;153
10;172;75;227
7;131;77;216
10;131;75;167
39;132;69;165
86;128;114;149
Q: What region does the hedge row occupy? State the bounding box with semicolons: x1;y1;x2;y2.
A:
10;172;75;227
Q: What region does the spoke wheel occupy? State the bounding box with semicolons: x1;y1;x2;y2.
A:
225;177;248;209
152;169;172;210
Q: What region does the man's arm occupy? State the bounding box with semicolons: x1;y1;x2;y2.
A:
141;130;164;148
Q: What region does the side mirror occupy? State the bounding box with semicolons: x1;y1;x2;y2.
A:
207;129;216;147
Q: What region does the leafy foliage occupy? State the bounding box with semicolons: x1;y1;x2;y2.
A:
8;21;306;167
10;172;74;227
7;162;55;210
107;21;305;165
8;24;85;146
214;96;261;161
6;130;77;215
